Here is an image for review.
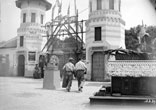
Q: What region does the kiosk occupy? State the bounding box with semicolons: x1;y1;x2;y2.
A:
90;49;156;104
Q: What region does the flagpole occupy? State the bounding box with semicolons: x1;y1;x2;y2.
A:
74;0;77;15
0;0;1;23
67;2;70;36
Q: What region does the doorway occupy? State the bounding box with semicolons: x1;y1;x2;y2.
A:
18;55;25;76
92;52;105;81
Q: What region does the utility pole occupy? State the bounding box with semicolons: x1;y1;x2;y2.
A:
81;20;84;49
75;9;78;48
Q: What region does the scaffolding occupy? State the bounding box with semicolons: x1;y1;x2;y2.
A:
42;0;86;58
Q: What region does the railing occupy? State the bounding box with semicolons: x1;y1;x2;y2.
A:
107;60;156;77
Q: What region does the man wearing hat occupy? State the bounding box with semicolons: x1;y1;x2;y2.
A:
75;58;87;92
62;57;75;92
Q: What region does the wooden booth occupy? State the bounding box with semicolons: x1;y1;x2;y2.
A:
90;49;156;103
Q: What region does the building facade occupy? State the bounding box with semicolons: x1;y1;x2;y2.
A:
0;38;17;76
85;0;125;81
0;0;51;77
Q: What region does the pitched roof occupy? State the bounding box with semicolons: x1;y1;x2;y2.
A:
0;37;17;49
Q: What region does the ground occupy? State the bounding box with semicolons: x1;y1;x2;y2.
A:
0;77;156;110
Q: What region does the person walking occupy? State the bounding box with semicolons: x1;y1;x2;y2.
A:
75;58;87;92
62;57;75;92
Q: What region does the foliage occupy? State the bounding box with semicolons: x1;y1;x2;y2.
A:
125;25;156;53
146;26;156;38
125;27;140;51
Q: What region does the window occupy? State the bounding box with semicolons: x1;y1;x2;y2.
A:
23;13;26;23
31;13;36;23
90;1;92;12
97;0;102;10
20;36;24;47
95;27;101;41
109;0;114;10
28;51;36;61
41;15;44;24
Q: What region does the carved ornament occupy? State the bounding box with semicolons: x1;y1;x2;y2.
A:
107;60;156;77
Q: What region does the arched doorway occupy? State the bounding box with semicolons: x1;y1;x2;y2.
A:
92;52;105;81
18;55;25;76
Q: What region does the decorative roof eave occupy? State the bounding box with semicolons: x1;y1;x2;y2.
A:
16;0;52;11
0;46;17;49
89;9;121;18
86;17;125;27
150;0;156;10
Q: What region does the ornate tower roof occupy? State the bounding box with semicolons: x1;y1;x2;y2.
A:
16;0;52;11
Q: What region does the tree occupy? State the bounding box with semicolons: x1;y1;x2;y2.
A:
125;26;140;51
125;25;156;53
146;26;156;39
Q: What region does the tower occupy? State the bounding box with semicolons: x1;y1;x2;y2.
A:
16;0;51;77
85;0;125;81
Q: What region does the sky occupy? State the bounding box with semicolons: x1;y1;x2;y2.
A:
0;0;156;42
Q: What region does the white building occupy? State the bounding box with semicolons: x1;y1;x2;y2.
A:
85;0;125;81
0;0;51;77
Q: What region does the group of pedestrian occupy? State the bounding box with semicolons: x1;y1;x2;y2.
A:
62;57;87;92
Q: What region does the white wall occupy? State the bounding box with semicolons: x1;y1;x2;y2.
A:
0;48;17;76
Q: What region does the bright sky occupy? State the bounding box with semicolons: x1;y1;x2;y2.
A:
0;0;156;42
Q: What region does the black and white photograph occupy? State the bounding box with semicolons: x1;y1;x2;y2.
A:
0;0;156;110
